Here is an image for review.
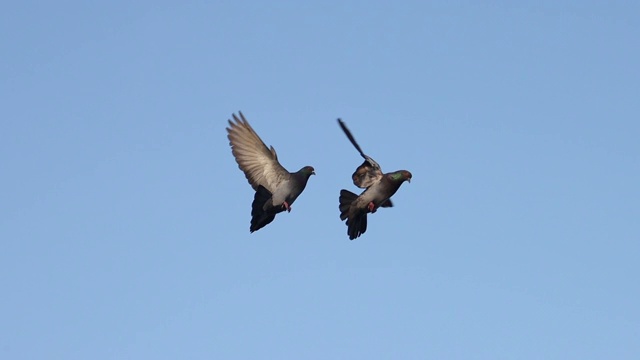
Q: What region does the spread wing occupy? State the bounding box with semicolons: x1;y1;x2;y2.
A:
227;112;290;192
338;119;383;188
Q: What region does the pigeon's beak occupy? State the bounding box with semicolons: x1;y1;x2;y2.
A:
406;171;412;183
312;170;316;176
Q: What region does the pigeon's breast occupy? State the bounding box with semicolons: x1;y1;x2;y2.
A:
271;178;301;205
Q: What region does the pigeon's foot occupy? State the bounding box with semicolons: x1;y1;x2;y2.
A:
283;201;292;213
367;201;376;213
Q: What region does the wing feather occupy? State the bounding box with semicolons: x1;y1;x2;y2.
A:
352;159;383;188
338;119;383;188
226;112;290;192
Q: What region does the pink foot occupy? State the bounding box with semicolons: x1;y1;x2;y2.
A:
367;202;376;213
283;201;291;212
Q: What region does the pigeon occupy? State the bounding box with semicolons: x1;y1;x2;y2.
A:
337;119;412;240
226;112;315;233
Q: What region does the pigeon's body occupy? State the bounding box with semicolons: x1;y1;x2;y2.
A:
270;174;309;206
337;119;412;240
226;112;314;233
339;171;411;240
345;176;396;212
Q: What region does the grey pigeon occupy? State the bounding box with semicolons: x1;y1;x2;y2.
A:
337;119;412;240
226;112;315;233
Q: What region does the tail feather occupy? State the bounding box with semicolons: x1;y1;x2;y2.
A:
339;189;367;240
339;189;358;220
347;211;367;240
250;185;279;232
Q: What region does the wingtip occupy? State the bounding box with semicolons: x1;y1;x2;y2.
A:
229;111;248;125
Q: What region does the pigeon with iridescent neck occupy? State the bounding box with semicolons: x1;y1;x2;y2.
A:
337;119;412;240
226;112;315;233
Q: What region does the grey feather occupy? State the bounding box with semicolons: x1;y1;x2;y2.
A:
337;119;412;240
227;112;315;233
337;119;383;189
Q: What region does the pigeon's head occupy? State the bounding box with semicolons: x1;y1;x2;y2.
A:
388;170;412;183
298;166;316;178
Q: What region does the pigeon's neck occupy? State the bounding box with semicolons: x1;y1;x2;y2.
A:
382;175;407;193
292;171;312;184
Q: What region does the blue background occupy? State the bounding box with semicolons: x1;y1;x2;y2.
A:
2;1;639;359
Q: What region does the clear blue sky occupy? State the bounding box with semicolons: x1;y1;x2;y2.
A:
1;1;639;359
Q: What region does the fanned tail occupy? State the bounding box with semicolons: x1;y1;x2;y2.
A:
339;189;357;220
250;185;278;233
339;189;367;240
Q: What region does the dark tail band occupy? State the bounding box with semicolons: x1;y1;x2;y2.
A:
339;189;367;240
250;186;278;232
